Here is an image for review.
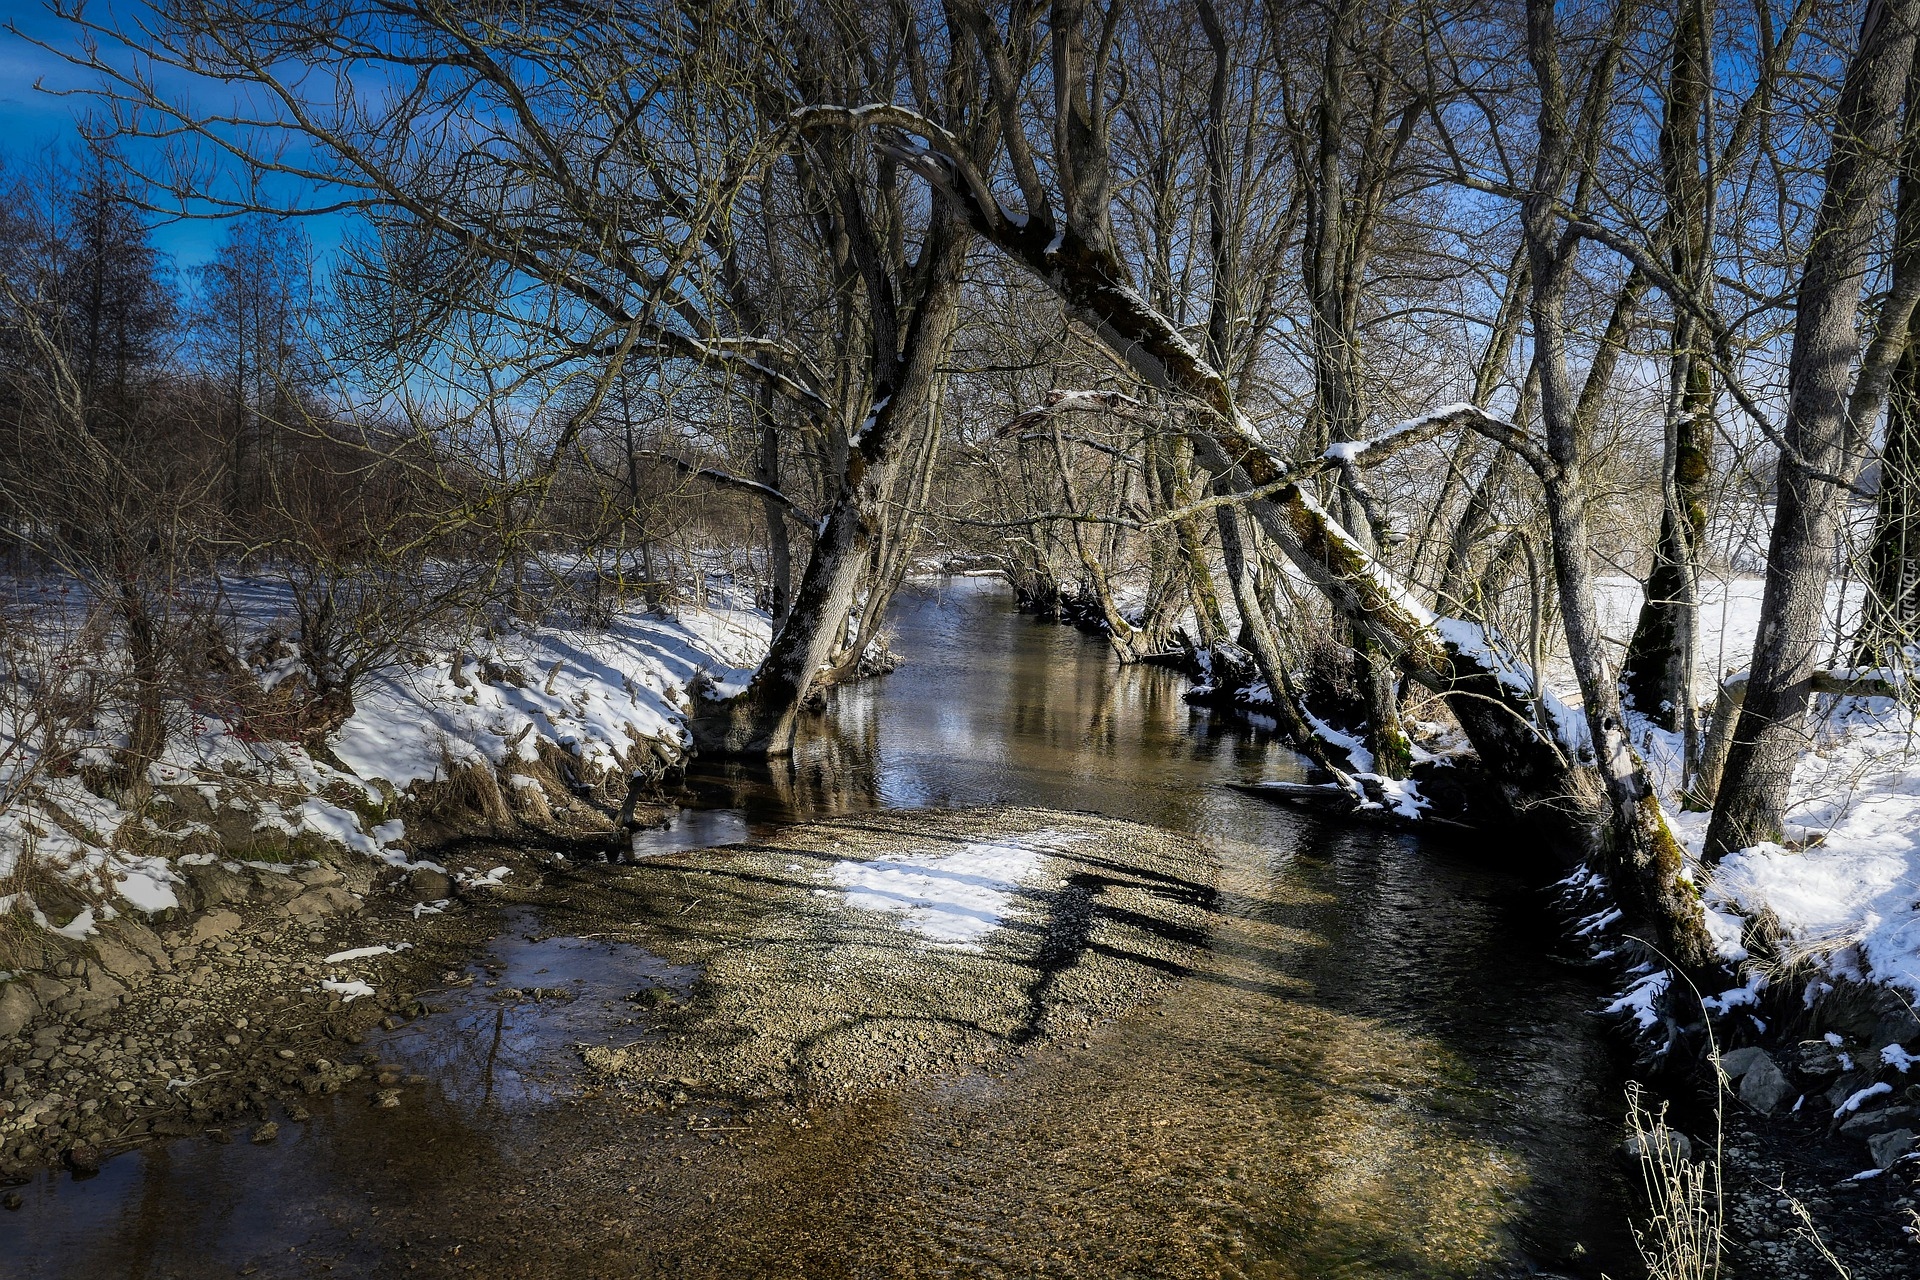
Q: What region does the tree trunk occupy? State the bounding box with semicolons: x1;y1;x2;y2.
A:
690;222;967;756
1623;0;1715;732
1215;500;1356;786
1857;328;1920;665
118;574;165;808
1512;0;1715;973
1707;0;1920;859
756;414;792;626
1300;0;1409;777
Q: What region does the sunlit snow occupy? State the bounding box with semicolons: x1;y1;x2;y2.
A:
829;832;1081;948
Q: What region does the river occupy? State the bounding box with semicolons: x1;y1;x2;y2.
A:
8;575;1634;1278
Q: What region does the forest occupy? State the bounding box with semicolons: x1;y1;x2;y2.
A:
5;0;1920;1276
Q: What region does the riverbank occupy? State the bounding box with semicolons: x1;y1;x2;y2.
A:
6;578;1642;1278
0;590;772;1181
9;802;1621;1278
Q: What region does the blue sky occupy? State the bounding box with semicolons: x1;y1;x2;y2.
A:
0;0;349;272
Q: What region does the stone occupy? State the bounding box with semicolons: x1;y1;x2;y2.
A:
297;866;344;889
1839;1105;1917;1139
1869;1128;1916;1169
63;1143;101;1176
0;981;39;1040
111;918;171;970
181;864;253;911
249;1122;278;1144
408;868;452;902
87;939;152;982
1795;1040;1845;1077
279;886;357;923
1718;1046;1768;1080
1623;1129;1694;1163
78;968;126;1015
1738;1053;1793;1114
186;910;243;948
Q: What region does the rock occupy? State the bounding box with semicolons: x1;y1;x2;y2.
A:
111;918;171;970
2;1191;20;1211
1738;1053;1793;1114
297;866;344;888
88;938;152;982
1869;1128;1916;1169
1718;1046;1768;1080
279;886;357;923
249;1122;278;1144
408;868;452;902
1795;1040;1845;1077
1623;1129;1694;1163
1839;1105;1917;1139
79;968;127;1015
0;981;39;1039
63;1143;101;1176
251;874;303;904
181;864;253;910
186;910;243;948
205;1127;231;1145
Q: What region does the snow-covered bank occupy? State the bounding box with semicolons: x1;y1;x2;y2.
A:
1666;699;1920;999
0;585;770;934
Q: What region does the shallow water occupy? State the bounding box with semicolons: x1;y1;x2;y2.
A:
7;577;1634;1277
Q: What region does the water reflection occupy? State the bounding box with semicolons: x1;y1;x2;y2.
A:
685;576;1304;829
380;906;700;1109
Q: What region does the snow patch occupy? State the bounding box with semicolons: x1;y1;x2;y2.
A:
829;831;1082;948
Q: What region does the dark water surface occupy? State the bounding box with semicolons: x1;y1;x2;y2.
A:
6;577;1634;1278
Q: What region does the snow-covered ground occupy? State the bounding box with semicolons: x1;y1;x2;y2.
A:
1594;574;1920;1010
1669;702;1920;1000
0;580;770;934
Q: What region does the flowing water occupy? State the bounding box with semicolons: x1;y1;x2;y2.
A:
6;576;1635;1278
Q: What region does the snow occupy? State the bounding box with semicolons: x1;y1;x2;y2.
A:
829;832;1081;948
1606;967;1672;1030
1653;696;1920;999
1835;1081;1892;1117
0;573;772;937
49;906;96;940
320;978;375;1002
324;944;408;964
1431;615;1591;755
